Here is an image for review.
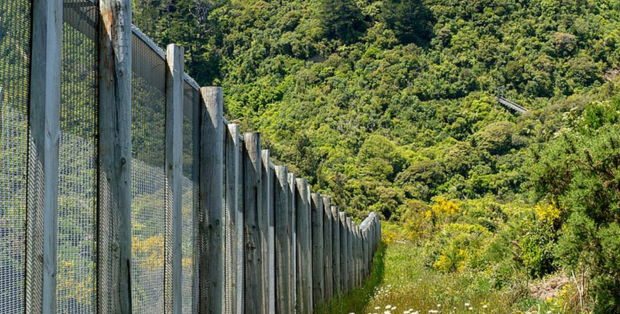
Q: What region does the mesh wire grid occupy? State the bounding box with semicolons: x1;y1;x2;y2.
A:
56;0;99;312
182;81;198;314
131;32;167;313
0;0;30;311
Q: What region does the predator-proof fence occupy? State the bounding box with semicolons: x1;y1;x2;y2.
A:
0;0;382;313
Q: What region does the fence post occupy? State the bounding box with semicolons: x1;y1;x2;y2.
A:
355;225;364;286
311;193;324;306
225;124;241;314
261;151;275;314
346;217;353;291
351;222;357;288
267;162;276;314
322;196;333;301
199;87;225;313
376;215;381;250
97;0;133;310
331;206;340;296
295;178;312;314
355;224;361;287
361;230;368;279
274;166;291;313
243;133;264;314
339;212;348;292
165;44;184;314
288;173;297;312
352;223;357;288
235;131;245;314
27;0;62;311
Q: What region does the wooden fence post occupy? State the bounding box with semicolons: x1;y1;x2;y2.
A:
322;196;333;301
235;131;245;314
261;151;275;314
351;222;357;288
311;193;324;306
331;206;340;295
339;212;348;292
376;215;381;250
352;223;357;288
165;44;184;314
355;224;361;287
199;87;225;313
355;225;364;286
97;0;133;310
346;217;353;291
243;133;264;314
274;166;292;313
295;178;312;314
361;230;368;279
360;213;373;279
288;173;297;312
225;124;241;314
27;0;62;311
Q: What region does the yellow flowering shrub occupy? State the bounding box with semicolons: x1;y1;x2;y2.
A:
432;198;460;216
535;202;561;225
433;248;469;273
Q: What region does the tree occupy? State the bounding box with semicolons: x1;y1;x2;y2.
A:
530;98;620;312
319;0;365;43
380;0;432;45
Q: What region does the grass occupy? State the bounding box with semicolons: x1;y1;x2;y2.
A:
317;239;583;314
321;240;578;314
364;241;518;314
315;241;387;314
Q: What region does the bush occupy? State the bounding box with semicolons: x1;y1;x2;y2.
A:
531;122;620;312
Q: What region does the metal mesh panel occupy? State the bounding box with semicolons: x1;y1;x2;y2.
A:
56;1;99;312
0;0;30;311
182;81;198;314
131;34;166;314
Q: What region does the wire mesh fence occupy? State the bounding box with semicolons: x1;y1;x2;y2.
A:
56;0;99;312
0;4;382;314
131;33;167;313
0;0;30;311
182;80;199;314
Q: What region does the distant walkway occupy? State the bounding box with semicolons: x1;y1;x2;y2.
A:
497;96;529;114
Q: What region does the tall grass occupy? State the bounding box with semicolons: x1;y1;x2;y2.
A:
317;240;577;314
315;242;387;314
360;241;581;314
365;241;517;314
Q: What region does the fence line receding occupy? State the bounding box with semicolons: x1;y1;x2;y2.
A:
0;1;382;313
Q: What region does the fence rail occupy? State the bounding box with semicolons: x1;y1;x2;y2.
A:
0;0;381;313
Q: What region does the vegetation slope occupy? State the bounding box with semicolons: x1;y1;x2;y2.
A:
133;0;620;311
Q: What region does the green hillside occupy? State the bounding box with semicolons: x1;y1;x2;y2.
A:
133;0;620;311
